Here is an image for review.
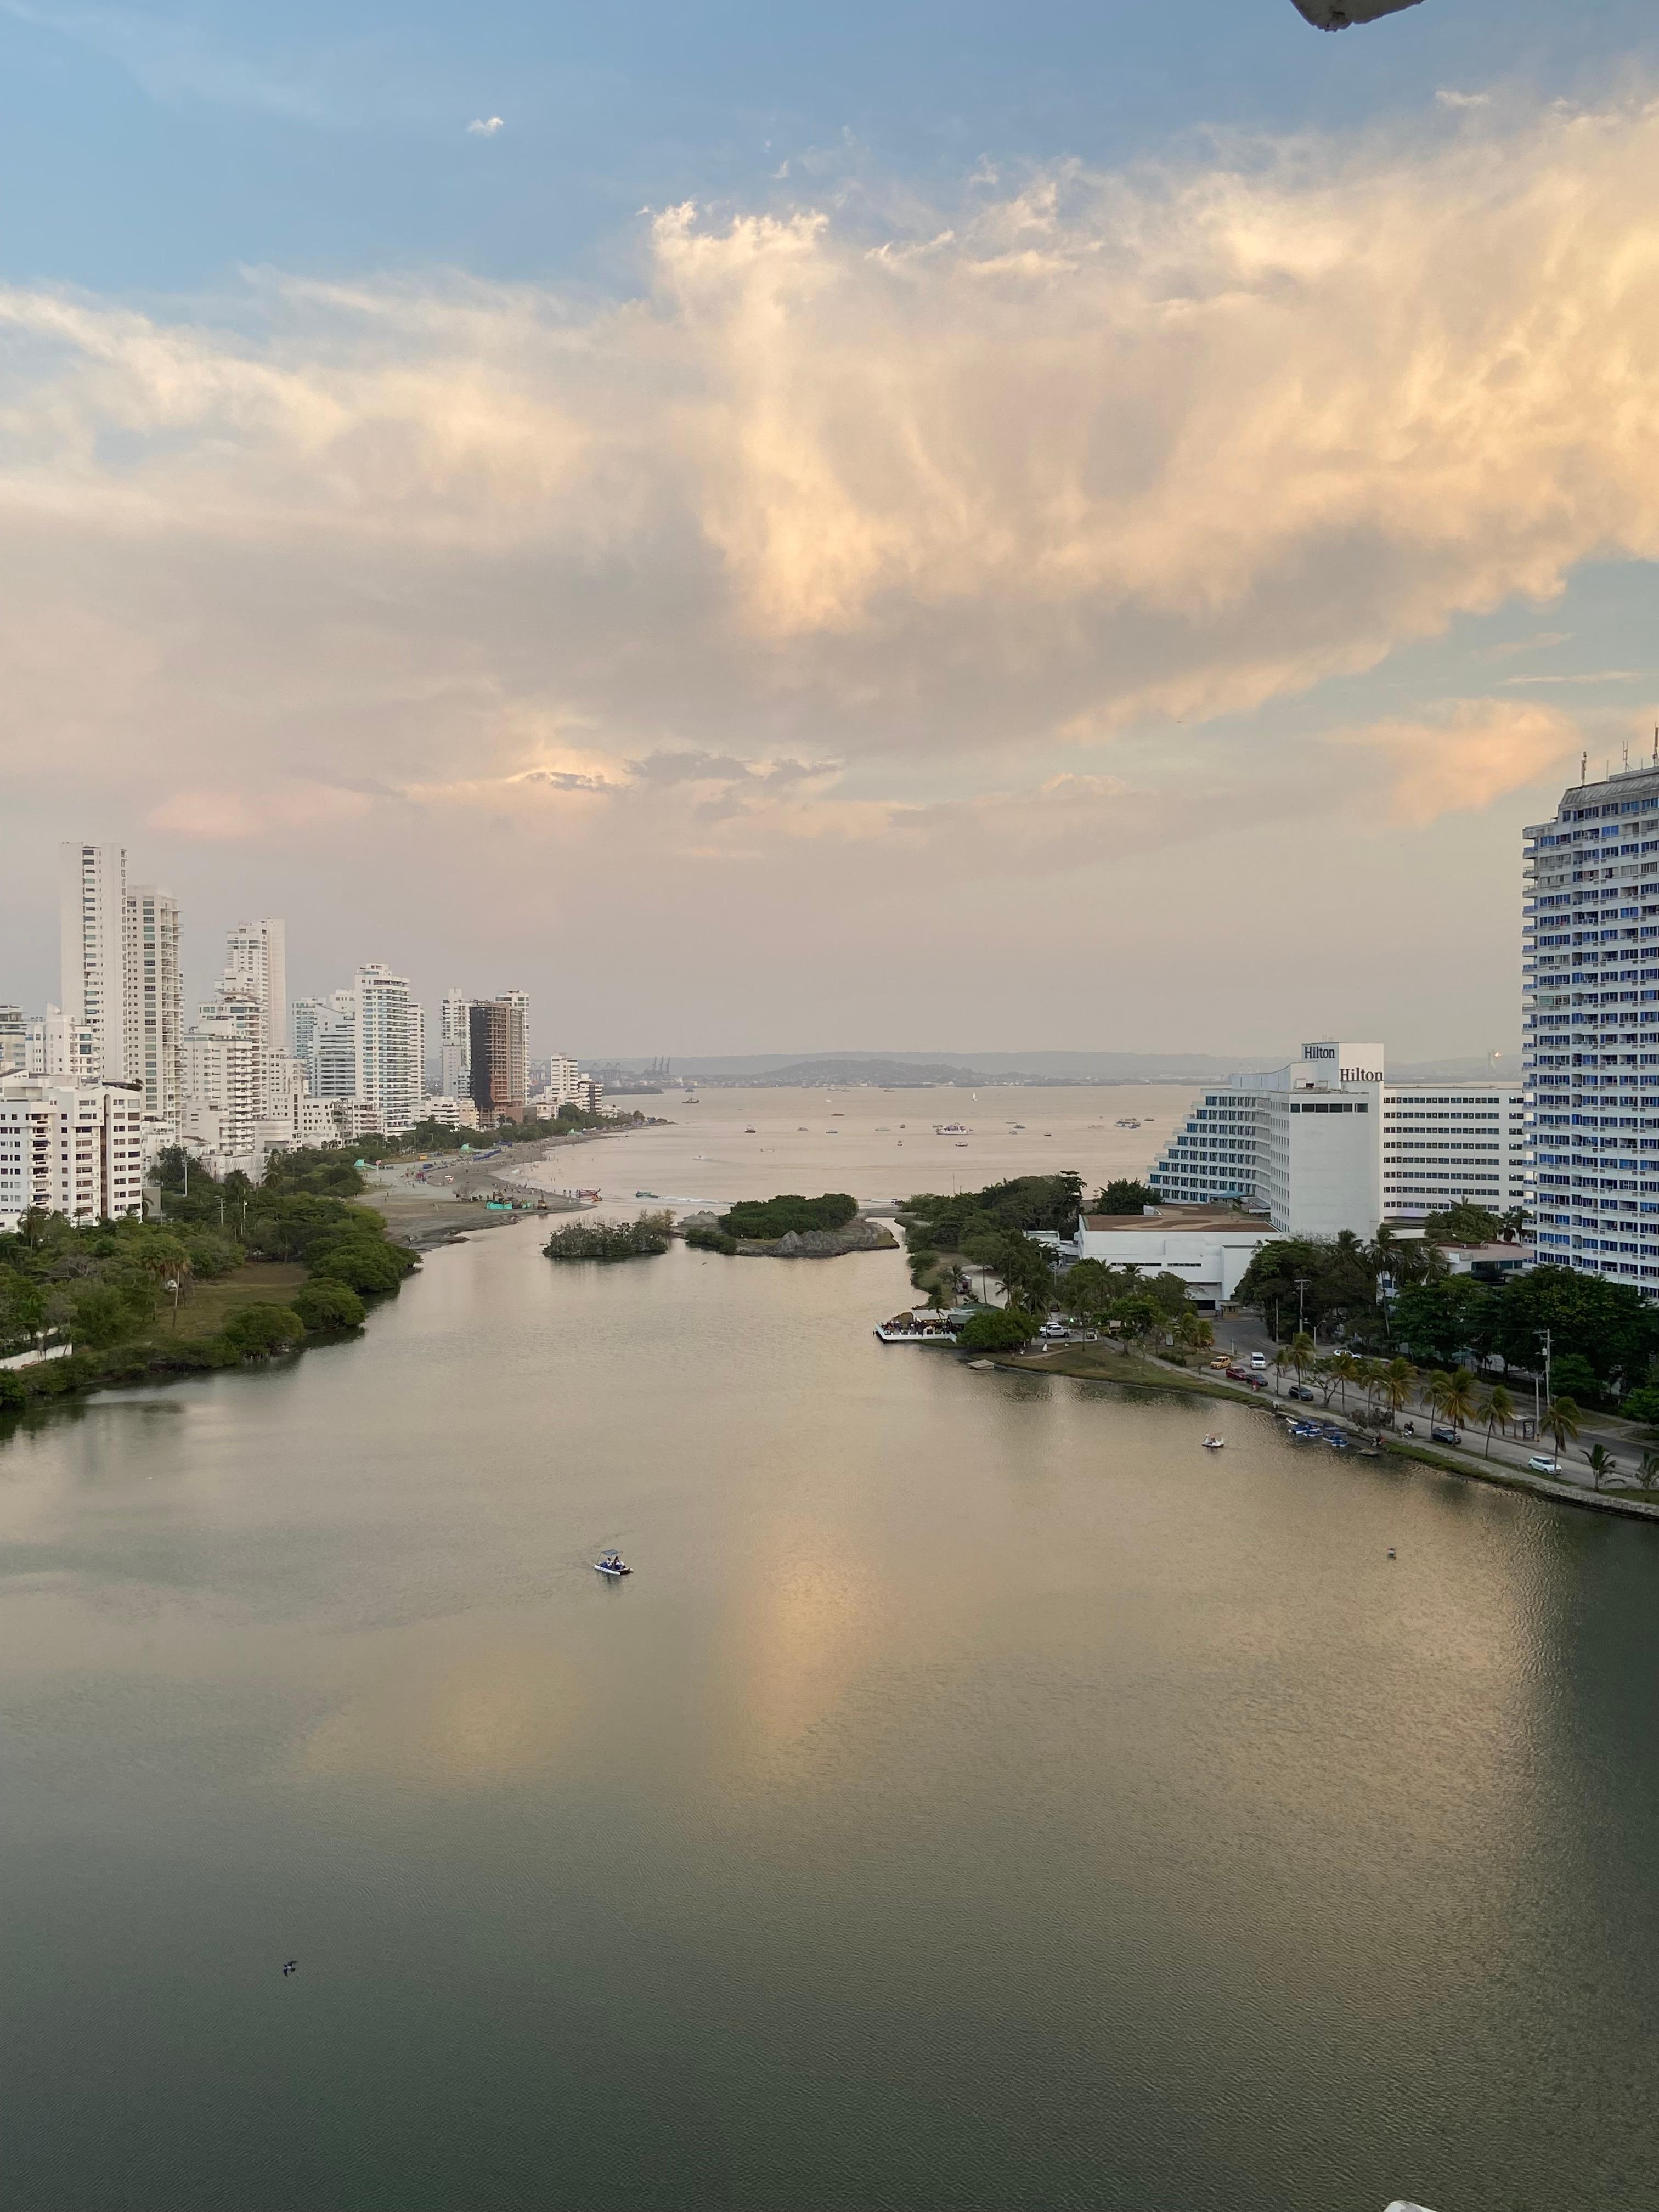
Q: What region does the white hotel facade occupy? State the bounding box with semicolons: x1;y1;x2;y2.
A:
1147;1042;1525;1237
1523;765;1659;1291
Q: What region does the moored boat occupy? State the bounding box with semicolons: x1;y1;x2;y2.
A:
594;1550;631;1577
1202;1435;1225;1450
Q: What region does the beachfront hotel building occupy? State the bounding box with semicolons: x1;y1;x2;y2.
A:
1147;1042;1524;1238
1524;764;1659;1291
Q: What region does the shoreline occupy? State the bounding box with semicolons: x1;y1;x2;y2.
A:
992;1346;1659;1527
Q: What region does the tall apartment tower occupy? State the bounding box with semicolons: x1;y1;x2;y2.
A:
353;963;422;1133
468;995;528;1125
224;918;288;1115
1524;765;1659;1291
439;990;471;1101
124;885;182;1133
59;843;129;1082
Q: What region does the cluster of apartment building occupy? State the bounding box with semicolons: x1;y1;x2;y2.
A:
0;840;603;1232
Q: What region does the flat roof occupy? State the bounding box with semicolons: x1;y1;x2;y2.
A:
1081;1206;1276;1234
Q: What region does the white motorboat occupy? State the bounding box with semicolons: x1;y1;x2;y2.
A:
594;1551;631;1577
1202;1435;1225;1450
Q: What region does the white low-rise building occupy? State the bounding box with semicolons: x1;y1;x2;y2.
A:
0;1076;145;1232
1072;1205;1288;1308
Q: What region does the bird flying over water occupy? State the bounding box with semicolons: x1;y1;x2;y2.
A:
1291;0;1424;25
282;1960;298;1976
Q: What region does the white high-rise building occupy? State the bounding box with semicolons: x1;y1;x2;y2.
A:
59;843;129;1082
0;1006;24;1074
123;885;182;1135
24;1006;97;1082
353;964;422;1133
439;990;470;1101
180;1015;258;1164
224;919;287;1114
294;991;357;1101
1149;1042;1526;1239
1524;766;1659;1291
0;1075;145;1233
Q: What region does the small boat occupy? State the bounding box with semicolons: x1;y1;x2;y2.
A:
744;1126;757;1133
594;1550;631;1577
1202;1435;1225;1450
1387;1547;1396;1559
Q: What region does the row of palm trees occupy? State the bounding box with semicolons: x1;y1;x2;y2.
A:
1267;1334;1583;1459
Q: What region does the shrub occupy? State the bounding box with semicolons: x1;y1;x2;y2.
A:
71;1283;140;1349
221;1305;304;1357
684;1223;738;1255
1621;1385;1659;1427
0;1372;25;1413
307;1239;409;1295
960;1307;1041;1352
291;1279;366;1332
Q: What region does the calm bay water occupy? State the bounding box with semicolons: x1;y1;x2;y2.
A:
6;1127;1659;2209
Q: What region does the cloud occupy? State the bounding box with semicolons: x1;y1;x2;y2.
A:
1499;669;1644;686
1436;89;1491;110
5;89;1659;1026
146;782;373;840
1343;699;1583;828
467;115;504;136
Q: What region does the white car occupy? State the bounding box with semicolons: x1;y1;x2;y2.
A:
1249;1352;1267;1369
1528;1454;1559;1474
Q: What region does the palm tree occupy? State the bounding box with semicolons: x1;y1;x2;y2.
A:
1542;1396;1582;1457
1425;1369;1454;1424
1272;1343;1295;1395
1585;1443;1618;1491
1289;1330;1315;1387
1440;1367;1480;1437
1479;1382;1516;1458
1378;1357;1415;1428
1329;1350;1361;1409
1639;1450;1659;1491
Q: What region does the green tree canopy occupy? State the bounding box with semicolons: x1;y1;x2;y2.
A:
959;1307;1040;1352
1095;1179;1156;1215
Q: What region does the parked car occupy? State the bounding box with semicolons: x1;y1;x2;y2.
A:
1528;1453;1559;1474
1226;1365;1251;1381
1430;1425;1460;1446
1208;1356;1231;1370
1245;1376;1267;1391
1288;1384;1317;1401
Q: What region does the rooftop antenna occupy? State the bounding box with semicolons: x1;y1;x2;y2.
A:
1652;725;1657;766
1582;749;1589;781
1623;740;1631;771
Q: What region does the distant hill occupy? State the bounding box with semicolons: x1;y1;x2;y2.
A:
667;1049;1286;1086
601;1047;1518;1087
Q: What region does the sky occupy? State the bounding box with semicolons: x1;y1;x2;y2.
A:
3;0;1659;1060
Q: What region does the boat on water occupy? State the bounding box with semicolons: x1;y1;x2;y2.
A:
744;1126;757;1133
594;1551;631;1577
934;1122;971;1136
1202;1435;1225;1449
635;1189;659;1198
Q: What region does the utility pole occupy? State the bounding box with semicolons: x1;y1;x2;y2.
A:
1295;1277;1310;1341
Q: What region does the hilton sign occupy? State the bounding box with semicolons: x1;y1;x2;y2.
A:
1302;1041;1385;1085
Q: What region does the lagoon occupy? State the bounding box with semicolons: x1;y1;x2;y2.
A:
5;1115;1659;2210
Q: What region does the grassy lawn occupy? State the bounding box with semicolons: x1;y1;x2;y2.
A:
139;1262;309;1342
